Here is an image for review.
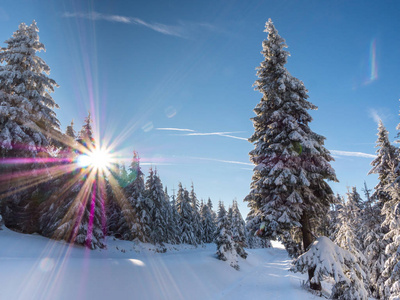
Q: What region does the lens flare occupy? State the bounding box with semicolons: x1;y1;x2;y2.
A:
362;38;378;86
77;148;113;172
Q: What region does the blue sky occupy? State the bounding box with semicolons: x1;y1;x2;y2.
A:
1;0;400;216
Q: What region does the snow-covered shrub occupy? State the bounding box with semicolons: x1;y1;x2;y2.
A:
291;236;367;300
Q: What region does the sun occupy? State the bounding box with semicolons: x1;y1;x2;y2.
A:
77;148;113;172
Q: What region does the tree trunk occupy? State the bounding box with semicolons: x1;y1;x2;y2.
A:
300;211;321;291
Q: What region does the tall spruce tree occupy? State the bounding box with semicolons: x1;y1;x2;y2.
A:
190;184;203;244
0;21;60;156
381;166;400;299
231;199;247;259
164;187;180;244
368;120;397;205
145;168;168;245
0;21;61;231
245;19;337;290
200;200;216;243
115;151;152;243
176;183;196;245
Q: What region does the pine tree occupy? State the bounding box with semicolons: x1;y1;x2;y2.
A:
164;187;180;244
215;201;239;270
369;120;397;205
231;199;247;259
176;183;196;245
65;120;76;139
145;168;168;245
190;184;203;244
0;21;60;232
361;182;387;298
381;175;400;299
200;200;216;243
333;192;365;265
77;112;95;150
244;19;337;290
119;163;129;188
207;197;217;223
0;21;60;156
115;151;152;243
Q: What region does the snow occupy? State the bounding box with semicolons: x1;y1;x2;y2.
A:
0;228;317;300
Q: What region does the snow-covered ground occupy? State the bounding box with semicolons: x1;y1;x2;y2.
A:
0;228;321;300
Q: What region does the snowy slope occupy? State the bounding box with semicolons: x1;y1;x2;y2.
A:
0;228;318;300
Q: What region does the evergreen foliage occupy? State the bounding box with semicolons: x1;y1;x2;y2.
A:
291;237;367;300
215;201;239;270
190;184;203;244
245;18;336;290
0;21;60;156
0;21;60;233
175;183;197;245
200;200;216;243
231;199;247;259
77;112;95;149
368;121;397;205
145;168;168;245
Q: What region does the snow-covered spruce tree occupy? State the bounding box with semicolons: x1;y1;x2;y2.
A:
291;237;367;300
0;21;60;231
369;120;397;205
215;201;239;270
114;151;152;243
145;168;168;245
333;192;365;264
363;203;387;298
60;120;77;154
77;112;95;150
207;197;217;224
345;187;365;249
190;184;203;244
381;175;400;299
231;200;247;259
359;182;387;298
0;21;60;156
200;200;216;243
118;163;129;188
164;187;180;244
65;120;76;139
176;183;197;245
245;19;337;290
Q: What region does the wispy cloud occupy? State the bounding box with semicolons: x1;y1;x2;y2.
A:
184;132;248;141
330;150;376;159
190;156;253;166
368;108;394;125
157;127;248;141
141;162;173;166
369;108;381;124
63;11;218;38
156;128;195;132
